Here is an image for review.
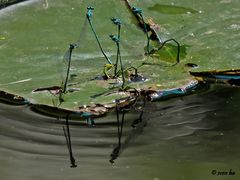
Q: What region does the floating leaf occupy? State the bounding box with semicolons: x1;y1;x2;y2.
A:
0;0;239;116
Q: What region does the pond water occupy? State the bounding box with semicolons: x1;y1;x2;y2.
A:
0;0;240;180
1;86;240;180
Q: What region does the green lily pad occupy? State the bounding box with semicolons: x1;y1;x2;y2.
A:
0;0;239;116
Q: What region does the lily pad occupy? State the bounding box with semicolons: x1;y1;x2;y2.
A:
0;0;239;118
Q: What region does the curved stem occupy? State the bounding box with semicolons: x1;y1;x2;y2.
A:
156;38;180;64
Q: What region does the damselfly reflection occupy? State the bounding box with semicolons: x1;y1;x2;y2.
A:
110;97;147;164
62;114;77;168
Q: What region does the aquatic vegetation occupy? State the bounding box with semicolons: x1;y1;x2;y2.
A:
0;0;239;120
125;2;182;64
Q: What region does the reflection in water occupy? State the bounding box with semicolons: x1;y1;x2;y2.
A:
110;98;146;164
110;108;125;164
2;86;240;179
62;115;77;168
